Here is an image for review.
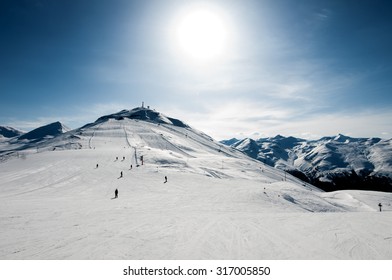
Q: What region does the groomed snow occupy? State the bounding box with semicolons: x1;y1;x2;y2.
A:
1;118;391;259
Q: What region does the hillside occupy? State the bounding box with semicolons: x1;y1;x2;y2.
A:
1;107;392;259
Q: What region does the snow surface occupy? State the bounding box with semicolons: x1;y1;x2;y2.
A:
1;110;392;259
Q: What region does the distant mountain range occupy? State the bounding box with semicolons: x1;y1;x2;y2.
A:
223;135;392;192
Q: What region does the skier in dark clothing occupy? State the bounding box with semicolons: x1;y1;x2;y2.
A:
96;164;99;168
115;189;118;199
379;203;382;212
164;176;167;183
120;171;123;178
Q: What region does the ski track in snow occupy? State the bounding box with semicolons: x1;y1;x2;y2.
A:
1;118;392;259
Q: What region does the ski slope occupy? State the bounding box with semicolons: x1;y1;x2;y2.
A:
1;109;392;259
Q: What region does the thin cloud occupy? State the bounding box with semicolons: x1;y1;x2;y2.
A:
170;98;392;141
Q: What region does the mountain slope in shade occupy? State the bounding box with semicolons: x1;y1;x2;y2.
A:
18;121;70;141
220;138;241;146
0;126;24;138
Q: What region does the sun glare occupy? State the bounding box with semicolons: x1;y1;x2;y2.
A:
175;8;228;62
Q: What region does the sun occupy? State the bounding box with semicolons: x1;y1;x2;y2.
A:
175;8;227;62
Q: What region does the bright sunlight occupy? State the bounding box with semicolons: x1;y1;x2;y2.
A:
175;8;228;62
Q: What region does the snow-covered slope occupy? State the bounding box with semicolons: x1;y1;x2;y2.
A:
1;107;392;260
228;134;392;192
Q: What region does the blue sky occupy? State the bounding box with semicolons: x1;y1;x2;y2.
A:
1;0;391;140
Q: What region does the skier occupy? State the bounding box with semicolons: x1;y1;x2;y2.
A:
115;189;118;199
130;164;133;170
378;203;382;212
120;171;123;178
96;164;99;168
116;156;118;161
123;156;125;160
164;176;167;183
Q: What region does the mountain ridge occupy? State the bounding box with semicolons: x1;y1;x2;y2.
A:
18;121;70;141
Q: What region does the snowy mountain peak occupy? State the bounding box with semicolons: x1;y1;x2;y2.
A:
333;134;354;143
95;107;189;128
272;134;285;140
18;121;70;141
221;138;240;146
233;138;260;158
235;138;257;148
267;135;305;148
